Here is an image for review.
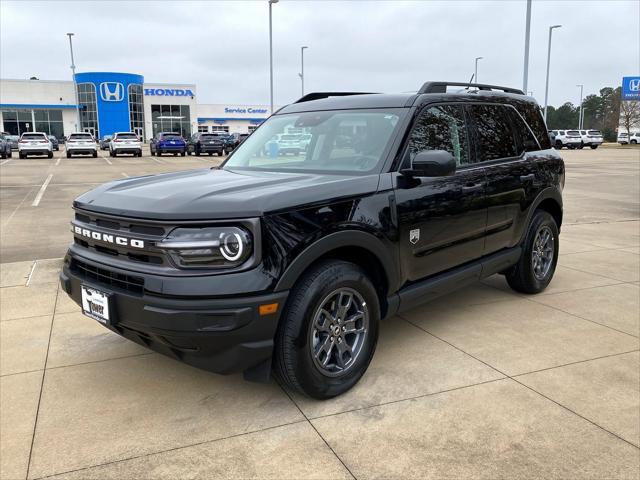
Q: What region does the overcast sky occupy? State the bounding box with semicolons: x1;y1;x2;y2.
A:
1;0;638;107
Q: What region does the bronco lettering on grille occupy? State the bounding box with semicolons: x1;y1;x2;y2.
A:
74;226;145;248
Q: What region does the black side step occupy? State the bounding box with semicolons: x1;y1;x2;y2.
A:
395;247;521;313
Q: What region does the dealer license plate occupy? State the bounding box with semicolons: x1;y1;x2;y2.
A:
81;285;110;324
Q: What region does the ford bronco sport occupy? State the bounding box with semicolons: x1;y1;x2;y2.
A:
60;81;564;399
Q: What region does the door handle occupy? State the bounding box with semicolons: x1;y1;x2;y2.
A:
462;182;484;192
520;174;536;182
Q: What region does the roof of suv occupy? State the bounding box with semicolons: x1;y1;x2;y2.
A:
278;82;534;115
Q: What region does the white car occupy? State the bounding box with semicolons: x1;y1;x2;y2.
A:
550;130;582;149
578;130;603;149
18;132;53;159
109;132;142;157
618;132;639;145
66;132;98;158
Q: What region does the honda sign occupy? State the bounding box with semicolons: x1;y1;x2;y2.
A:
99;82;125;102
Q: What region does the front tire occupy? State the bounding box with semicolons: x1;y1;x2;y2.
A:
506;210;559;294
274;260;380;399
555;141;563;149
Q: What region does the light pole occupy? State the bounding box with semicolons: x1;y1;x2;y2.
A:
576;84;584;129
67;33;81;131
543;24;562;122
522;0;532;92
298;46;308;97
474;57;483;83
268;0;278;114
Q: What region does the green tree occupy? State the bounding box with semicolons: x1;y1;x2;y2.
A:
547;102;579;129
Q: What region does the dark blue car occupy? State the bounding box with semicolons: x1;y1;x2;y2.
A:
150;132;187;156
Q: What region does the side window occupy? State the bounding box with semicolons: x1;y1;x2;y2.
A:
468;104;518;162
507;108;540;153
407;104;470;166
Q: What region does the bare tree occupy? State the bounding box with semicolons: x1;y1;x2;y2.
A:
619;100;640;138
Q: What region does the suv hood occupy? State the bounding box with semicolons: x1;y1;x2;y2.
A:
74;168;380;220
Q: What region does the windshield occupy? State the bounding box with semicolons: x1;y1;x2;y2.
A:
69;134;93;140
21;133;47;140
224;109;404;174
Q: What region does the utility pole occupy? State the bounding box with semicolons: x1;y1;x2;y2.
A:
522;0;532;93
543;25;562;122
268;0;279;114
67;33;80;131
299;46;308;97
576;84;584;129
474;57;483;84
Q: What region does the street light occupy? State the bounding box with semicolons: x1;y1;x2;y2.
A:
66;33;81;131
576;84;584;129
522;0;532;92
474;57;483;83
298;46;308;97
268;0;278;114
543;24;562;122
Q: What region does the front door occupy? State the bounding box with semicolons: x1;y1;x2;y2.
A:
394;104;487;282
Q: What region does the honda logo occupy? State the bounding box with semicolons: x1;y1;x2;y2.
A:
99;82;124;102
629;79;640;92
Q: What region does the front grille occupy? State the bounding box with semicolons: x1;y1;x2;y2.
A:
71;258;144;294
73;210;168;265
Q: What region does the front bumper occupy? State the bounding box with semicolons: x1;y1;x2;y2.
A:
59;253;288;377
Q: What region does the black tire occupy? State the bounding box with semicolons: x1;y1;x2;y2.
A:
578;143;584;149
631;140;638;145
138;151;142;157
1;152;5;159
157;151;162;157
274;260;380;399
506;210;559;294
92;151;97;158
181;151;186;156
590;145;598;149
7;151;11;158
66;151;71;158
47;151;53;159
19;152;25;159
555;141;563;149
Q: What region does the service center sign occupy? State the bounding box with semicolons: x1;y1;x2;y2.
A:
622;76;640;101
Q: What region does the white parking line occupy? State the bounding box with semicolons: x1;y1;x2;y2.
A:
150;156;165;164
25;261;37;286
0;159;10;166
121;172;128;177
31;173;53;207
103;157;113;165
55;157;61;166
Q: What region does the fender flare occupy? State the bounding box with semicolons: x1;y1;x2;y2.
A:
274;230;400;293
520;187;563;243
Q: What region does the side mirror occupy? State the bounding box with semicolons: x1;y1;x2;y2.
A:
402;150;456;177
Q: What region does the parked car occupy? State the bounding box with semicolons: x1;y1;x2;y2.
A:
109;132;142;157
0;133;12;159
48;135;60;151
186;133;225;156
150;132;187;156
18;132;53;158
6;135;19;151
618;132;640;145
66;132;98;158
631;133;640;144
61;81;563;399
99;135;112;150
578;130;603;149
211;132;236;153
550;130;582;149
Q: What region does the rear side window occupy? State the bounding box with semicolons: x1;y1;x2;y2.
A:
507;109;540;152
567;130;579;135
514;102;551;149
407;104;470;166
468;104;518;161
588;130;601;135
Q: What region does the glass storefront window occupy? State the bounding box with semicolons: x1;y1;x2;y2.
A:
1;108;64;136
77;83;98;136
128;84;145;140
151;104;191;139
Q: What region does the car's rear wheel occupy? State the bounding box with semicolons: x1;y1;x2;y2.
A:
181;151;186;156
590;145;598;149
157;151;162;157
506;210;559;294
274;260;380;399
47;151;53;159
19;152;25;159
555;141;563;149
92;151;97;158
631;140;638;145
578;142;584;149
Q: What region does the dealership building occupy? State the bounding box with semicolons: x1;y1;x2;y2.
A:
0;71;272;140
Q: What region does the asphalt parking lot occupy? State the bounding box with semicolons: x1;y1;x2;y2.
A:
1;146;639;479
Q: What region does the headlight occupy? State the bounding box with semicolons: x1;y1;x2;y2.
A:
157;227;252;268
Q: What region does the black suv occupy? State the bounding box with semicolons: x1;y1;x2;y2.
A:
187;132;225;156
60;82;564;399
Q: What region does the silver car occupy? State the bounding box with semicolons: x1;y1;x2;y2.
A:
66;132;98;158
109;132;142;157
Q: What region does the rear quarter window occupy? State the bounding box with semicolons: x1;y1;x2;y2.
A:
468;104;518;162
514;101;551;149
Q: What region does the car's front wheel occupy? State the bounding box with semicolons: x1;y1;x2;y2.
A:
274;260;380;399
506;210;559;294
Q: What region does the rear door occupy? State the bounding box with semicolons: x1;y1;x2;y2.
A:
394;103;487;281
471;104;543;255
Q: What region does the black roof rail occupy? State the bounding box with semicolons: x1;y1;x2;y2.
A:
294;92;379;103
418;81;525;95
